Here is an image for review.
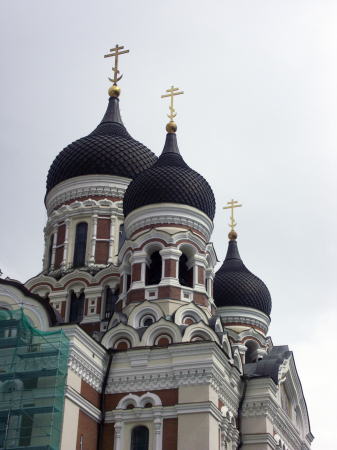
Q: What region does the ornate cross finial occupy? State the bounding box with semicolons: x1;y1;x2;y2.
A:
161;86;184;133
104;45;129;97
223;199;242;240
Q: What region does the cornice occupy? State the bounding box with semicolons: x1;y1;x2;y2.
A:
124;203;213;242
45;174;131;216
64;385;101;422
217;306;270;335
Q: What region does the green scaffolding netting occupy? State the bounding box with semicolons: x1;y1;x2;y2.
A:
0;308;69;450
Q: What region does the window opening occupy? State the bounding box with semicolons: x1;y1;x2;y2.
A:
179;254;190;287
118;224;126;252
131;426;149;450
73;222;88;267
69;292;85;323
143;318;153;327
147;251;162;285
48;234;54;268
105;286;119;319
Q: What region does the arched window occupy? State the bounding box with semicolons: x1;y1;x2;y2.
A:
48;234;54;268
73;223;88;267
147;251;162;286
131;426;149;450
144;318;153;327
179;254;191;287
105;286;119;319
69;292;85;323
118;224;126;252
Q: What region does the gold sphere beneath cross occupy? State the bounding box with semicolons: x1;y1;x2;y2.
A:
228;230;237;241
166;121;177;133
109;85;121;97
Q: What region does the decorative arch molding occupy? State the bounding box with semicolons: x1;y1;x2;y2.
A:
0;284;49;331
116;392;162;409
108;311;128;330
232;349;243;374
173;302;208;326
66;280;87;296
182;321;220;344
127;301;165;329
25;266;120;292
226;327;268;349
140;318;182;346
31;285;52;297
101;322;140;349
220;334;233;359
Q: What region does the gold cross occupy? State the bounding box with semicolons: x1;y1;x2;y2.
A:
161;86;184;121
104;45;129;85
223;199;242;230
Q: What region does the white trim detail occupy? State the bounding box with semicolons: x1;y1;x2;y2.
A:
217;305;271;335
124;203;214;242
45;174;131;216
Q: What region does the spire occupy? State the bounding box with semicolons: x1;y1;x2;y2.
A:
162;132;180;154
224;240;242;261
100;96;124;126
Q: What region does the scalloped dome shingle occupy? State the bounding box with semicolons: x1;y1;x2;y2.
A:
123;133;216;220
213;240;272;316
46;97;157;194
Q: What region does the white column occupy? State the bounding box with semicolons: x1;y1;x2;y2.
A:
114;414;123;450
189;254;207;292
107;215;115;264
153;409;163;450
129;252;151;289
205;268;215;297
50;224;59;270
42;230;47;270
159;248;182;287
61;217;70;270
89;213;98;267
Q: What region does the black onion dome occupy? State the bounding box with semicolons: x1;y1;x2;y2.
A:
123;133;216;220
214;240;272;316
46;97;157;194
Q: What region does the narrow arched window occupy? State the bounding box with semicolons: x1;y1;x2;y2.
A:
69;292;85;323
73;223;88;267
147;251;162;285
105;286;119;319
131;426;149;450
118;224;126;252
179;254;190;287
48;234;54;268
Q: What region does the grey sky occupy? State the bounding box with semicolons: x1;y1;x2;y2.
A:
0;1;336;446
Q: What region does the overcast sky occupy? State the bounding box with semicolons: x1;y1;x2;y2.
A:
0;1;336;447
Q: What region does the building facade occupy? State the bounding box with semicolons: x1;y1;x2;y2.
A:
0;55;313;450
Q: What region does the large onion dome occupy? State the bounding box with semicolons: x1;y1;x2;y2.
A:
46;96;157;194
123;132;216;220
214;239;272;316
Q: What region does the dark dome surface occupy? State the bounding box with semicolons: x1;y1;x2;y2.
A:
46;97;157;194
123;133;216;220
214;240;272;316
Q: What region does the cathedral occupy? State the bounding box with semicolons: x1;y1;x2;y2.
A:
0;46;313;450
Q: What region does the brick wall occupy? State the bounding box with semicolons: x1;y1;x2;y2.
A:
81;379;100;408
164;259;177;278
76;410;98;450
198;266;205;284
54;247;63;268
95;241;109;264
57;224;66;245
102;423;114;450
97;219;110;239
158;285;181;300
132;263;142;282
163;418;178;450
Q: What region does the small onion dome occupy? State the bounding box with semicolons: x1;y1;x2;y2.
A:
213;240;272;316
123;133;216;220
46;96;157;195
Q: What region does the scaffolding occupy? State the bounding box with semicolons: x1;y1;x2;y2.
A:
0;308;69;450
